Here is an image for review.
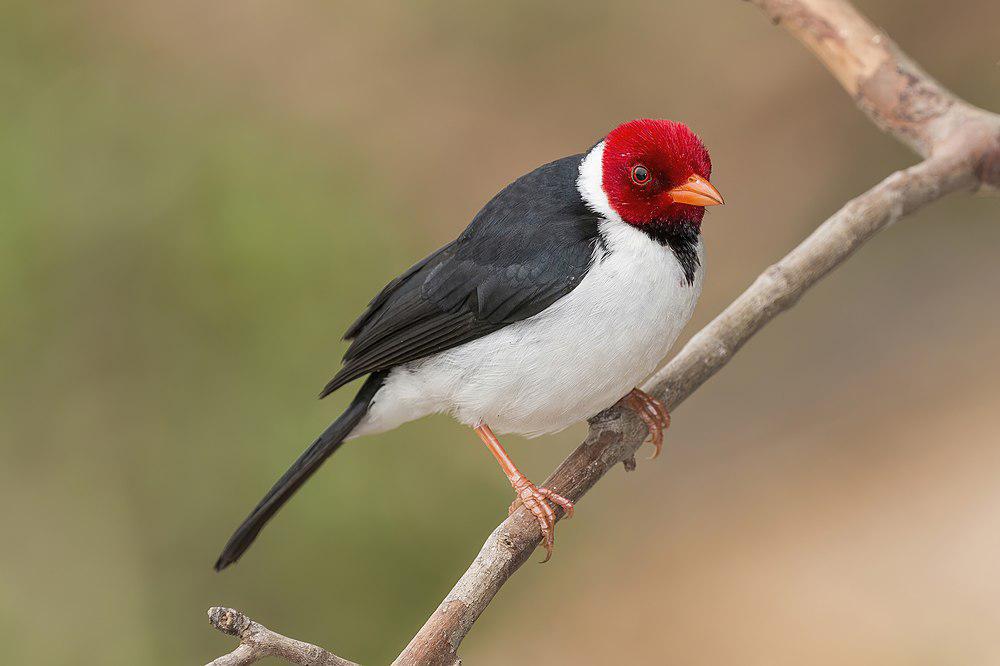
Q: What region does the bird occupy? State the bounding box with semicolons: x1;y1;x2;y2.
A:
214;118;723;570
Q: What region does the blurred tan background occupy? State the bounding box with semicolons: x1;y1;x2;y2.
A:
2;1;999;664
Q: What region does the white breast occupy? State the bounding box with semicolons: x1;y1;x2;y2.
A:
351;139;704;439
353;223;704;439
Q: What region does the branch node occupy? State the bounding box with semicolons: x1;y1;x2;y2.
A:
206;607;360;666
206;3;1000;664
209;607;251;638
391;3;998;663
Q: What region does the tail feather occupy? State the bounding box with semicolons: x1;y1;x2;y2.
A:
214;372;386;571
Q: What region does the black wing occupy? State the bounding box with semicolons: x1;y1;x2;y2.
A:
320;154;603;398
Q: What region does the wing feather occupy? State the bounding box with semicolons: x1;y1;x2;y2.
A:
319;154;603;398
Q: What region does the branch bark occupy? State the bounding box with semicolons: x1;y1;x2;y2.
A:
393;2;999;665
747;0;1000;180
206;607;359;666
393;155;982;666
206;2;999;664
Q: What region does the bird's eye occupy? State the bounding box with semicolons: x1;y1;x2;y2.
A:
630;165;650;185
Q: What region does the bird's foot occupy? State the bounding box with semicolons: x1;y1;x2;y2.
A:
475;422;574;562
623;388;671;459
508;475;574;563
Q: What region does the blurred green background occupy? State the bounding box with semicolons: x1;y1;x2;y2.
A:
2;1;999;664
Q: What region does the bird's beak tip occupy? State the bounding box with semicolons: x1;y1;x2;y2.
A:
668;174;725;207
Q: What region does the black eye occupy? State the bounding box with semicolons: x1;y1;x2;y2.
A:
630;165;650;185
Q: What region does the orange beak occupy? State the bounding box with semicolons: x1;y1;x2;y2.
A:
667;174;725;207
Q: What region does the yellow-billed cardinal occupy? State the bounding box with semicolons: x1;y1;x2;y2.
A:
215;118;724;570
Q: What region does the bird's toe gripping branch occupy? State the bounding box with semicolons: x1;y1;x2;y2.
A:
475;423;575;562
623;388;671;459
507;477;574;562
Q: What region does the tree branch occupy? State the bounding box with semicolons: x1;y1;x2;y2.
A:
206;2;999;664
392;154;981;666
747;0;1000;180
392;2;1000;665
206;607;359;666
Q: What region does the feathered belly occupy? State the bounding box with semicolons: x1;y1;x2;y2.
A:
355;229;704;439
443;261;699;434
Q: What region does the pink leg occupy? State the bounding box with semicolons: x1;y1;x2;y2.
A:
475;424;574;562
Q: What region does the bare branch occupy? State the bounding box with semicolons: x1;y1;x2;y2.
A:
206;607;359;666
393;2;1000;664
206;2;999;664
393;155;977;666
747;0;1000;183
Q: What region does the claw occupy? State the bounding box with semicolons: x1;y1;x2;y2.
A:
510;476;574;562
475;423;576;562
623;388;671;459
537;486;575;519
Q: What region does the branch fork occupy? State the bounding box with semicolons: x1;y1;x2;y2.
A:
207;2;999;664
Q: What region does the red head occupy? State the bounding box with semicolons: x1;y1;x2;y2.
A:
599;119;723;231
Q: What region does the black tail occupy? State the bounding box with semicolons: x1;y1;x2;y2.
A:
214;372;386;571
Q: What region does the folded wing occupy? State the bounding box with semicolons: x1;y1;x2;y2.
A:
320;154;603;397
